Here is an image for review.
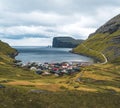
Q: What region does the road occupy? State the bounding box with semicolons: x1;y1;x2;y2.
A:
81;44;108;64
76;44;108;82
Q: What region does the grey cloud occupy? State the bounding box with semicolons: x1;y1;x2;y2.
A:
0;34;50;39
2;0;120;14
0;0;120;45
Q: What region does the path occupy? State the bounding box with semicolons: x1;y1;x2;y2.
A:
100;52;108;64
76;44;108;82
81;44;108;64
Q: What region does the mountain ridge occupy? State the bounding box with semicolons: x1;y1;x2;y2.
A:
73;14;120;63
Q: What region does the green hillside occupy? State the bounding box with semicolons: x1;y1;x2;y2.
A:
0;40;17;63
73;14;120;64
0;39;120;107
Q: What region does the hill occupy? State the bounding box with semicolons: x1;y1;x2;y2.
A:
0;40;120;107
73;14;120;63
52;37;84;48
0;40;17;63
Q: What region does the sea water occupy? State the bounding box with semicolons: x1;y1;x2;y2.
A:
13;46;94;64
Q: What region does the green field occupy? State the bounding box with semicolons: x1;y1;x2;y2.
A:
0;40;120;108
0;62;120;108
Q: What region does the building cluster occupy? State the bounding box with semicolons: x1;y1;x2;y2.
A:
15;61;92;76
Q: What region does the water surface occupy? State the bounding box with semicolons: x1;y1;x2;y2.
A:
13;46;94;63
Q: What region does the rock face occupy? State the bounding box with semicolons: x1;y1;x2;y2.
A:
73;14;120;63
52;37;83;48
90;14;120;36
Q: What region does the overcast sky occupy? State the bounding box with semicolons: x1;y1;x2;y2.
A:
0;0;120;46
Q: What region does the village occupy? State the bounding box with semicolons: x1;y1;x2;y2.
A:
15;61;92;76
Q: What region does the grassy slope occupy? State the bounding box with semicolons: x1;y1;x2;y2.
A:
73;30;120;63
1;63;120;92
0;40;16;54
0;40;120;107
0;63;120;108
0;40;17;64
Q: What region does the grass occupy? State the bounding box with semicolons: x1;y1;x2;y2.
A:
0;87;120;108
73;30;120;63
1;63;120;107
73;43;105;62
0;40;16;55
0;40;120;107
1;58;120;92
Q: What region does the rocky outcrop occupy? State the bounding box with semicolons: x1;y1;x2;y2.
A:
52;37;83;48
90;14;120;36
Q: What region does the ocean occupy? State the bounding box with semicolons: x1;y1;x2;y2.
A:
13;46;94;64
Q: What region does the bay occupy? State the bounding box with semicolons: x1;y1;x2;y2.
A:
13;46;94;64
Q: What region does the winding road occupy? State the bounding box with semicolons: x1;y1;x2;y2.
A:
81;44;108;64
76;44;108;82
100;52;108;64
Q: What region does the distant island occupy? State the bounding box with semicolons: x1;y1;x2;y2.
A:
52;37;84;48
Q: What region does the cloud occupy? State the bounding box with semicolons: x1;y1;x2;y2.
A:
1;37;52;46
1;0;120;14
0;0;120;46
0;26;53;39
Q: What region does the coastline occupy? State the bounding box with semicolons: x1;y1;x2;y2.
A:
14;46;94;64
13;46;94;77
69;50;97;63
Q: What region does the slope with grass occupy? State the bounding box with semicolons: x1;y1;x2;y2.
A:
0;40;17;64
0;40;120;107
0;63;120;108
73;14;120;63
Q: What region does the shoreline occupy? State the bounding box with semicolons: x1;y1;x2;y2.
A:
70;44;108;64
14;46;94;64
13;47;93;77
69;50;97;63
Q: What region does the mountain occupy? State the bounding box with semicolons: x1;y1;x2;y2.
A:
0;40;17;63
73;14;120;63
0;34;120;108
52;37;84;48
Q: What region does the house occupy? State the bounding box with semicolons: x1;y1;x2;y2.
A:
30;67;37;71
42;72;51;76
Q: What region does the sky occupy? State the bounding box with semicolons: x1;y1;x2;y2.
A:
0;0;120;46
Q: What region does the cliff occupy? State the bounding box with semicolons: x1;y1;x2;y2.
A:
52;37;83;48
73;14;120;63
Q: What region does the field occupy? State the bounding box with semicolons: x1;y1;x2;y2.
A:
0;62;120;108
